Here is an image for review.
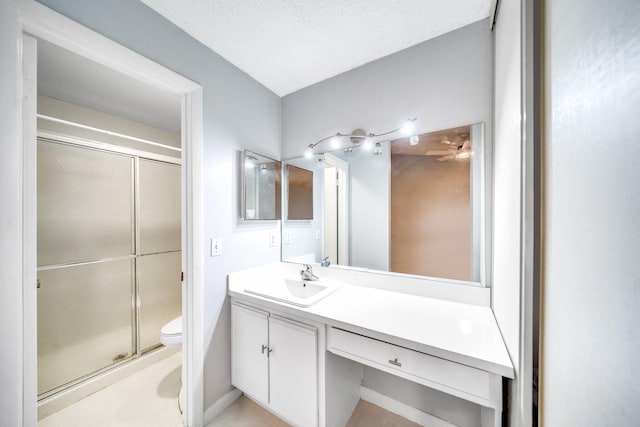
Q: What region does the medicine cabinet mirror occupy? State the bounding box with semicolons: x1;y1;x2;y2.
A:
241;150;281;220
281;123;487;286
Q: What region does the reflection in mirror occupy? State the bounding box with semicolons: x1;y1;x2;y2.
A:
286;165;314;220
281;123;485;285
241;150;281;220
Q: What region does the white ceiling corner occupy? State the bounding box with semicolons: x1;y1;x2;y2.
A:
140;0;492;96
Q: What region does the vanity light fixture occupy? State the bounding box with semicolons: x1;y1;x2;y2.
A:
304;117;417;157
373;142;383;156
409;135;420;146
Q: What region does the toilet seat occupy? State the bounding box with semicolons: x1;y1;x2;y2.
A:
160;316;182;348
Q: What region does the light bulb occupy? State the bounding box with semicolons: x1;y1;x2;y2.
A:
409;135;419;146
373;142;383;156
330;136;340;149
304;147;313;159
244;158;255;168
401;119;415;135
362;138;373;151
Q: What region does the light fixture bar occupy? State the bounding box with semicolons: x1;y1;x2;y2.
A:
305;117;417;157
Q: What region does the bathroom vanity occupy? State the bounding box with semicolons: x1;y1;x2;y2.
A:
228;263;513;427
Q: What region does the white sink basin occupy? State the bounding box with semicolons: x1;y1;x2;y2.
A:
244;277;341;307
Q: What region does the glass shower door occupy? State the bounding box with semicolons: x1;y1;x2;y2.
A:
37;140;135;396
138;159;182;351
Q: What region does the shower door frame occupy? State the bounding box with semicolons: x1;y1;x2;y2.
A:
17;2;204;426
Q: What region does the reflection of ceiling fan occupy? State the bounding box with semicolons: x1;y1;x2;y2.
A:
426;138;471;161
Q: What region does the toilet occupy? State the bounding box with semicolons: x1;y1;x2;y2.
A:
160;316;184;413
160;316;182;348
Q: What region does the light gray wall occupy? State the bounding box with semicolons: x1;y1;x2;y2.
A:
542;0;640;425
282;19;493;425
0;1;282;422
491;0;522;425
282;19;493;160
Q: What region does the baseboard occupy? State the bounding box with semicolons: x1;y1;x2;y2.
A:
360;386;457;427
203;388;243;425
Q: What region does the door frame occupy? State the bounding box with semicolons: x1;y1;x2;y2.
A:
17;1;204;426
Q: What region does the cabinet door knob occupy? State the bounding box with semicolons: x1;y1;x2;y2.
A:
388;358;402;367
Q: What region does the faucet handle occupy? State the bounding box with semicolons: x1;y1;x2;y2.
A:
321;257;331;267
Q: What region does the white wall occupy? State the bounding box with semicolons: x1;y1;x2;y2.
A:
281;19;493;426
491;0;523;425
0;1;282;424
542;0;640;425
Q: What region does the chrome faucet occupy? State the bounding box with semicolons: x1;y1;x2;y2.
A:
320;257;331;267
300;264;319;281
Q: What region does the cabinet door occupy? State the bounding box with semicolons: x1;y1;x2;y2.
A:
231;303;269;404
269;315;318;427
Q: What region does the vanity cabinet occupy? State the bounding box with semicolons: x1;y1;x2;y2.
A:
231;302;318;427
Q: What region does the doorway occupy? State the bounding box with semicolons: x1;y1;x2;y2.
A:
18;3;204;426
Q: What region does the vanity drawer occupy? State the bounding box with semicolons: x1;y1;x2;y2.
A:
327;327;496;405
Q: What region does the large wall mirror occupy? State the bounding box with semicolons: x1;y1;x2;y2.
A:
281;123;486;285
241;150;281;220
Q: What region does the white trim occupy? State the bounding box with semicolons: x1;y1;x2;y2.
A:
17;1;204;426
203;388;243;425
360;387;456;427
21;32;38;427
182;87;205;427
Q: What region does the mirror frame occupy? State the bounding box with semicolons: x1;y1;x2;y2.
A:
240;150;282;221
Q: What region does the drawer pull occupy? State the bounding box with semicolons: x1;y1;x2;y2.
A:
388;358;402;367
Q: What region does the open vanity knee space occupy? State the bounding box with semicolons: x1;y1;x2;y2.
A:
228;263;514;427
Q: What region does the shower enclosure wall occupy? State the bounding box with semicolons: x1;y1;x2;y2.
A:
36;136;181;398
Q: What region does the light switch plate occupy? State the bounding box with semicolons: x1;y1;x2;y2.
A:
211;238;222;256
285;231;292;245
268;231;277;247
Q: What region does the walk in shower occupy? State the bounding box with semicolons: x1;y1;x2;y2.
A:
36;136;181;398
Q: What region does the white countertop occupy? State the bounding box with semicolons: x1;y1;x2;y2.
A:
228;265;514;379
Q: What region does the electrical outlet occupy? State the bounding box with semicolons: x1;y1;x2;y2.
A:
268;231;277;247
211;238;222;256
315;229;321;240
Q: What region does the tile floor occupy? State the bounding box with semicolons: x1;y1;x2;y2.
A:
207;396;421;427
38;351;184;427
38;352;419;427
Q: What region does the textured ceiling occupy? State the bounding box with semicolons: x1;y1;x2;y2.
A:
140;0;492;96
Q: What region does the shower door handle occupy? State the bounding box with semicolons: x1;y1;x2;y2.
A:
37;279;41;289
